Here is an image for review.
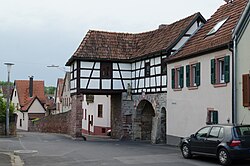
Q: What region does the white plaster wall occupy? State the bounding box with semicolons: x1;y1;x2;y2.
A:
16;111;29;131
167;49;232;138
236;20;250;124
28;99;46;113
82;95;111;133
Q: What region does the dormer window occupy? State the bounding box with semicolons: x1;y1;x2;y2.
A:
207;17;229;36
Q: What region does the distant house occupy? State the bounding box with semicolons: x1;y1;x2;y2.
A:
166;0;248;145
82;95;111;136
233;0;250;124
54;78;64;114
11;77;46;131
61;72;71;113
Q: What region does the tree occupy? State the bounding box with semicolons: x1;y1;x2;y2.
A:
0;97;14;123
45;86;56;95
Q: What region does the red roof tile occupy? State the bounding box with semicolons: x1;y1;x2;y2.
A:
168;0;248;62
67;13;203;64
15;80;46;110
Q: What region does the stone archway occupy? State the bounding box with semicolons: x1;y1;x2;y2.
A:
135;100;155;141
160;107;166;143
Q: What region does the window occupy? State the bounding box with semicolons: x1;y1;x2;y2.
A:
84;109;87;120
145;62;150;77
172;66;184;89
100;62;112;79
211;56;230;85
20;119;22;127
207;17;228;36
208;127;221;138
161;58;167;74
186;63;200;87
196;127;210;139
98;104;103;118
207;110;218;124
242;74;250;107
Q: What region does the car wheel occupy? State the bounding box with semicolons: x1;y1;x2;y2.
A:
218;148;231;166
181;144;192;159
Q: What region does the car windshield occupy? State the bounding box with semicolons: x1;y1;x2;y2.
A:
235;126;250;137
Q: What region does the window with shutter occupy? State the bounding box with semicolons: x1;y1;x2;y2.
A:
242;74;250;107
206;109;219;124
186;62;200;88
211;56;230;86
172;66;184;90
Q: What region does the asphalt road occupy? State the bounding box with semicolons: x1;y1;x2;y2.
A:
0;132;249;166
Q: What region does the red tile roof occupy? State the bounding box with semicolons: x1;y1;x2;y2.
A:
168;0;248;62
67;13;203;64
15;80;46;111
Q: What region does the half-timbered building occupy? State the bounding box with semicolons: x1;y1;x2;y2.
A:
66;13;206;143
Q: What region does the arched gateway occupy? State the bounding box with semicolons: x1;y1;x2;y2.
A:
135;100;155;141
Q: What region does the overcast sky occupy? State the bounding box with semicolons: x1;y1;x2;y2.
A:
0;0;224;86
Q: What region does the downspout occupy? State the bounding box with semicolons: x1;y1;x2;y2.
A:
232;38;237;124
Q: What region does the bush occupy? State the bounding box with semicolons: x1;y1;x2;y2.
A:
0;97;15;123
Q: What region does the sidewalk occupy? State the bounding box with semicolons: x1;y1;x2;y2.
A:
0;153;11;166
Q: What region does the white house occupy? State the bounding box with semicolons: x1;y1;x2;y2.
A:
12;77;46;131
166;0;248;145
61;72;71;113
233;0;250;124
82;95;111;136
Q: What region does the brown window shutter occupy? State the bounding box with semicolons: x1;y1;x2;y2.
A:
242;74;250;107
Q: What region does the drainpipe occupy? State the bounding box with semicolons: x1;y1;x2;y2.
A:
232;38;237;124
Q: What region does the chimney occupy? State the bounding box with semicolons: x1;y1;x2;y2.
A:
29;76;34;97
158;24;168;29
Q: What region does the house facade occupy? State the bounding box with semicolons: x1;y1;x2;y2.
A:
166;0;248;145
11;77;46;131
66;13;206;143
233;0;250;124
54;78;64;114
61;72;71;113
82;94;111;136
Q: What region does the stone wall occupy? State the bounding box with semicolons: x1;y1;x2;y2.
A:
29;94;83;138
29;111;69;134
111;94;122;139
0;115;17;136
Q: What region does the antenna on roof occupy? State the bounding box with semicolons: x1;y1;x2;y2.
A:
240;113;247;125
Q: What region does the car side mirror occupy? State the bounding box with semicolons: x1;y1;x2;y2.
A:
190;134;195;138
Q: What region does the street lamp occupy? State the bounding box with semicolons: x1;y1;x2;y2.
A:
4;62;14;136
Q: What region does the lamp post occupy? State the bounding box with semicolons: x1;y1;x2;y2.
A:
4;62;14;136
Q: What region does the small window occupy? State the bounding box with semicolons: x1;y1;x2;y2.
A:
172;66;184;89
98;104;103;118
84;109;87;120
186;63;200;87
101;62;112;79
211;56;230;85
20;119;22;127
207;17;228;36
102;128;106;133
145;62;150;77
207;110;218;124
161;59;167;74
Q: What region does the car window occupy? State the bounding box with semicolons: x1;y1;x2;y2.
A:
208;127;221;138
196;127;210;138
235;126;250;137
218;127;224;138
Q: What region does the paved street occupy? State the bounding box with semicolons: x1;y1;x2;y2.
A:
0;132;249;166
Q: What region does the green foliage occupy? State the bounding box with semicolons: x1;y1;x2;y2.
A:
0;97;15;123
0;81;14;86
44;86;56;95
